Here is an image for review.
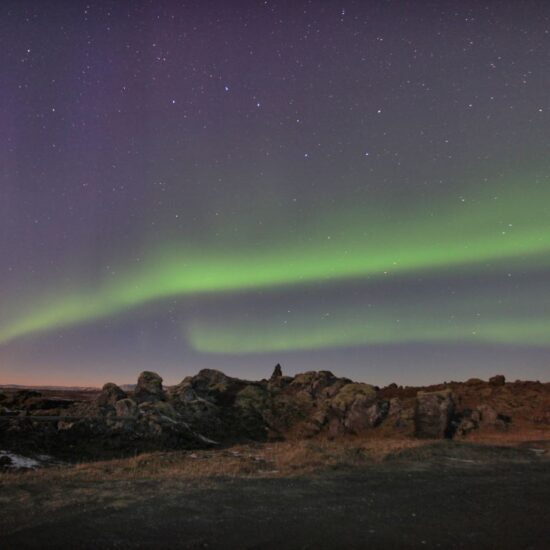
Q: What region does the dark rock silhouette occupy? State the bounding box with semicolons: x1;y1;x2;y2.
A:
415;389;455;438
114;398;138;418
270;364;282;380
97;383;127;407
134;371;165;403
489;374;506;387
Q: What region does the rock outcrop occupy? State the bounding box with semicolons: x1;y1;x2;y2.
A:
170;369;268;439
415;389;455;438
270;364;283;381
1;369;548;458
384;398;415;435
114;398;138;418
97;383;127;407
134;371;166;403
489;374;506;387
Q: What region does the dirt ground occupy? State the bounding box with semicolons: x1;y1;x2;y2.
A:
1;440;549;549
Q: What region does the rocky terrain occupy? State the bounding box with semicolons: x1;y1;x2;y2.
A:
1;367;549;548
1;366;549;464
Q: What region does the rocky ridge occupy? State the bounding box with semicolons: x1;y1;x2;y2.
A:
1;366;548;459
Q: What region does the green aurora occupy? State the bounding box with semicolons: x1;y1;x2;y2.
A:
1;177;549;345
187;297;550;354
187;316;550;354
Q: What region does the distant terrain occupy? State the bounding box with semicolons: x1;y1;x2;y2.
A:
0;384;99;391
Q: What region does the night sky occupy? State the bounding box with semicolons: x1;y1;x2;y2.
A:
1;1;549;387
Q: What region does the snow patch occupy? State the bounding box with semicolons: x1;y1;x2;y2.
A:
0;450;42;469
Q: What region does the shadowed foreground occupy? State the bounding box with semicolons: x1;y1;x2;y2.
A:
1;442;549;549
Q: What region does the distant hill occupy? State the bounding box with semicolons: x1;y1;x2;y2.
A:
0;384;99;392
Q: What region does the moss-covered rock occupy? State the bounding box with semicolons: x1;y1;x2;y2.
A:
331;383;377;412
415;389;455;438
97;383;127;407
134;371;165;403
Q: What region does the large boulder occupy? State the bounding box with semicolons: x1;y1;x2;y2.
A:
264;372;343;438
97;383;127;407
489;374;506;387
415;389;455;438
233;384;270;438
465;378;485;387
477;404;498;425
331;383;377;412
290;370;346;398
329;383;385;435
176;369;246;405
115;398;138;418
345;399;389;434
192;369;235;392
134;371;165;403
170;370;266;439
323;379;387;437
455;404;511;436
385;397;415;435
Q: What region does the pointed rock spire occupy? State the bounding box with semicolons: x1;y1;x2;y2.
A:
270;363;283;381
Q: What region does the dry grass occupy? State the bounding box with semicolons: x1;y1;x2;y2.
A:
2;429;548;489
265;437;426;474
0;437;426;487
0;438;428;531
461;426;550;446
